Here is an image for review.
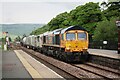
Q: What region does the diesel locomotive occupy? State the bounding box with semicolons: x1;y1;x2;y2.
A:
22;25;89;62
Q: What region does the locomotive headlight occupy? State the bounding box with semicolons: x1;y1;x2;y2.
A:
84;47;87;49
66;47;70;50
83;47;87;52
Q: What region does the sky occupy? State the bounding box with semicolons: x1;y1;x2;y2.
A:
0;0;105;24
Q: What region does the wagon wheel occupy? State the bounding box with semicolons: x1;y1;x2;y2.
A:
81;51;89;62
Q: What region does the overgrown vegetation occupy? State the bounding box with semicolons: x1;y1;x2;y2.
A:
0;36;12;50
0;38;5;49
31;1;120;42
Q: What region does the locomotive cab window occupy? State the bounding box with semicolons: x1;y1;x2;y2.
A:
78;32;86;40
66;33;75;40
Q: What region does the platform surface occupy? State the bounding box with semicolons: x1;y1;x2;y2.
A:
14;50;64;79
2;49;65;79
2;50;32;79
88;49;120;59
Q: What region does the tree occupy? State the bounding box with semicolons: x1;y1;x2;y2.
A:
69;2;103;41
93;18;118;41
15;36;21;41
102;1;120;20
101;1;107;11
30;1;119;43
48;12;69;31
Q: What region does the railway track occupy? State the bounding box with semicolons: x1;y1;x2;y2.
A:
14;45;120;80
88;54;120;70
72;63;120;79
20;47;80;80
85;63;120;75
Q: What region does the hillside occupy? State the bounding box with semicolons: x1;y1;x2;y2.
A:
31;2;119;42
0;24;45;39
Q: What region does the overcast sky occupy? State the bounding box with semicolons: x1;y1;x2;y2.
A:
0;0;105;24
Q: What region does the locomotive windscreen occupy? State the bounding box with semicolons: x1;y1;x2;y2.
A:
66;33;75;40
78;32;87;40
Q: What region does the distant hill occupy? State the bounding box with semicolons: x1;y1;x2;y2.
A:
0;24;45;39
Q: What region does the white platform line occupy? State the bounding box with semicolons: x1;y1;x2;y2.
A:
20;50;65;79
14;50;43;79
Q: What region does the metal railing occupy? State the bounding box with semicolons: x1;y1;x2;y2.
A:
89;41;118;50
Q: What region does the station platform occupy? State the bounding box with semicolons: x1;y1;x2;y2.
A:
2;50;32;79
2;50;64;79
88;49;120;59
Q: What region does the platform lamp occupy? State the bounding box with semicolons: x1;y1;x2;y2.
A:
116;20;120;54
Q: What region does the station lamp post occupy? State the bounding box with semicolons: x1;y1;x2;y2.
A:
116;20;120;54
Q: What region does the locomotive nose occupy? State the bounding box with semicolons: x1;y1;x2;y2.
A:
65;40;88;52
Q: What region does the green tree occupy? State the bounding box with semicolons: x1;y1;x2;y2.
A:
15;36;21;41
48;12;69;31
69;2;103;41
31;2;103;36
69;2;103;34
30;1;119;43
102;1;120;20
93;18;118;41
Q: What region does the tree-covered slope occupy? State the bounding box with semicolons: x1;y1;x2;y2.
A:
31;1;120;42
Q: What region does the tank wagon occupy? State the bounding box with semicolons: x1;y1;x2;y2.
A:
22;25;89;62
21;37;26;47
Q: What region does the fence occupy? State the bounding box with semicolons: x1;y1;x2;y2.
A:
89;41;118;50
